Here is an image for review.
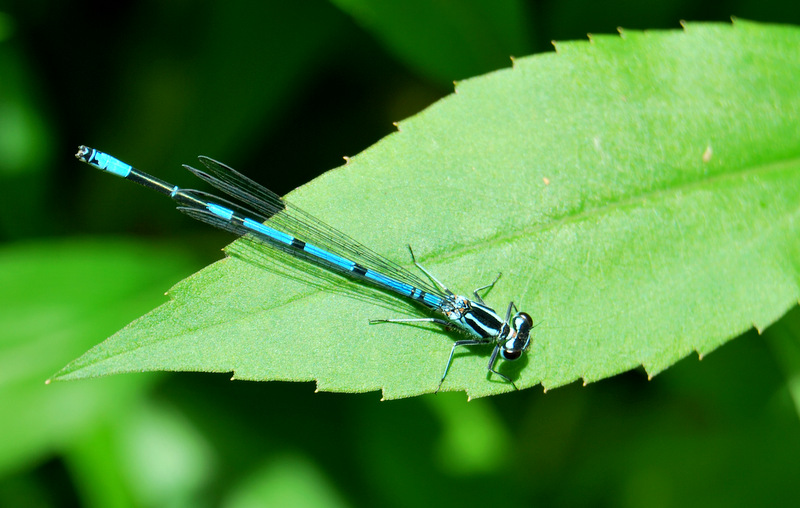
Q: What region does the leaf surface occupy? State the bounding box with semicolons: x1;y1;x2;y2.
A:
54;20;800;399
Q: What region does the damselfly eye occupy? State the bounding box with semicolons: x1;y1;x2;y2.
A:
501;335;526;361
501;349;522;361
514;312;532;329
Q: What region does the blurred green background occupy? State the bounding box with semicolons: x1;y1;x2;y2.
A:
2;1;800;507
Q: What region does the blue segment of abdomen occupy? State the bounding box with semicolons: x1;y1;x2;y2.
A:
94;152;132;178
243;218;294;245
207;203;235;221
364;270;414;297
422;292;444;307
303;243;358;273
238;216;431;305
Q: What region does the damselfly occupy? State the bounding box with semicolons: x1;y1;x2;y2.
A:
75;146;533;390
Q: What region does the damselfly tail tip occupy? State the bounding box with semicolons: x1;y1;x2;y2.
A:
75;145;92;162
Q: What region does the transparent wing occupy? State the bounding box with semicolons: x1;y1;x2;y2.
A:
180;157;447;299
181;156;447;298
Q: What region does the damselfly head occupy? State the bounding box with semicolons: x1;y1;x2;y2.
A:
500;312;533;360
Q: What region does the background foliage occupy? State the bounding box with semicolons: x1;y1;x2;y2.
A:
2;1;800;507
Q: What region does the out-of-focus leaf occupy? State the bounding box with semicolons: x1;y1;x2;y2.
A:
0;240;194;474
222;454;349;508
330;0;533;83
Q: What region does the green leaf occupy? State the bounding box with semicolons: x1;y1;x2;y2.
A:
330;0;533;83
0;12;12;42
223;453;349;508
0;240;194;474
93;1;347;179
64;401;214;508
53;20;800;399
762;306;800;418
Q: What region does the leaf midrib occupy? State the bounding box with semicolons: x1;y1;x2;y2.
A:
435;153;800;264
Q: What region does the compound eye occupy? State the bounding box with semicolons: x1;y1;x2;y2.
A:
515;312;533;329
501;349;522;361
